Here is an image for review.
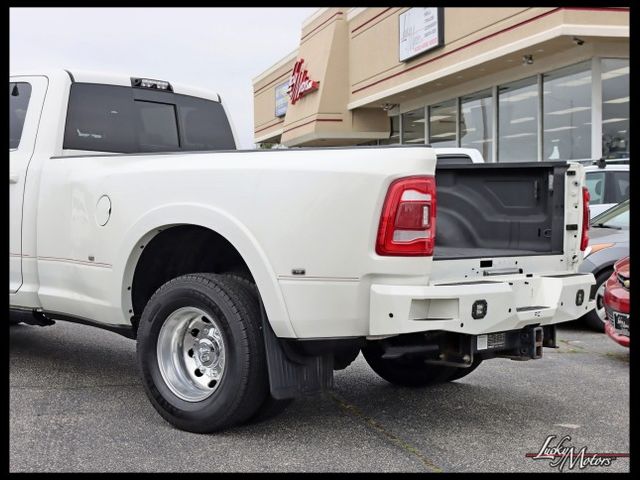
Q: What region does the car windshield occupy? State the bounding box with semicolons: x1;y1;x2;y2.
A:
590;199;629;229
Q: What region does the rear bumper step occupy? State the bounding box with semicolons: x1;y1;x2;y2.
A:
369;272;595;336
516;306;549;312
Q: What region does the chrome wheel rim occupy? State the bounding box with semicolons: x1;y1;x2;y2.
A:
157;307;226;402
595;282;606;323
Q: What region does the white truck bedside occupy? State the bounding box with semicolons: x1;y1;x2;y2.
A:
9;70;595;433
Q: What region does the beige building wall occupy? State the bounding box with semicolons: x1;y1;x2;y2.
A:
253;7;629;148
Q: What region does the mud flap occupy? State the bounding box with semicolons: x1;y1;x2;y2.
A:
259;303;334;400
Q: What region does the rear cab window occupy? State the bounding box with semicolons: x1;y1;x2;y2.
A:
63;82;236;153
9;82;32;149
135;100;179;151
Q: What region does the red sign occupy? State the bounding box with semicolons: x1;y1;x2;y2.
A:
287;58;319;105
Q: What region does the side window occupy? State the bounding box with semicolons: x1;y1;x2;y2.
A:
134;101;179;151
585;172;606;205
176;95;236;151
605;171;629;204
9;82;32;149
64;83;136;153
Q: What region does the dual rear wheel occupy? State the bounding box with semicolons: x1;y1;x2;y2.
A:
137;273;289;433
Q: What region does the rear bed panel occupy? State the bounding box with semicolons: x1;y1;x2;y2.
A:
434;162;568;260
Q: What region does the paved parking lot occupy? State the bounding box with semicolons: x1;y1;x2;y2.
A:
10;320;629;472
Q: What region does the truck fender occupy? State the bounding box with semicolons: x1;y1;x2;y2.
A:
114;202;296;338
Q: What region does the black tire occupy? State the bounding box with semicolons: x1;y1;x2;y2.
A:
136;273;269;433
583;268;612;332
248;390;293;423
9;310;24;325
445;357;483;382
362;343;460;387
222;272;293;423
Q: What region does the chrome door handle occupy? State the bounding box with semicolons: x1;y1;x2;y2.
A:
9;173;19;184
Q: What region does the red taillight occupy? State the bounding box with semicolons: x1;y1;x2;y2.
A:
580;186;590;251
376;176;436;256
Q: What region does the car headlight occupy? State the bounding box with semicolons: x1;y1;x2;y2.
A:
584;243;614;258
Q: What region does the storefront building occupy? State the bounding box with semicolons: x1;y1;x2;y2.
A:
253;7;629;162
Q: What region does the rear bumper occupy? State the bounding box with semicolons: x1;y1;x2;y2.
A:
370;273;595;336
604;320;630;348
603;272;629;347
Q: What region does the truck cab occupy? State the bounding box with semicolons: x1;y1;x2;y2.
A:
10;70;237;302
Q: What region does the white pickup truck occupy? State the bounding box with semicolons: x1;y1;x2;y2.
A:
10;70;595;433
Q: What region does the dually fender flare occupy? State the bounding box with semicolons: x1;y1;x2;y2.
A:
113;202;296;338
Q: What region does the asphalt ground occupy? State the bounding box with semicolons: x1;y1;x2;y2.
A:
9;320;630;472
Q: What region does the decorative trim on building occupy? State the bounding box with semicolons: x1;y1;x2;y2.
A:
301;11;344;42
254;119;284;134
350;7;628;98
252;49;298;86
348;22;628;110
283;118;343;134
255;128;284;144
301;7;330;28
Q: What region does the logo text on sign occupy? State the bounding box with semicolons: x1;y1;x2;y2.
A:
287;59;319;105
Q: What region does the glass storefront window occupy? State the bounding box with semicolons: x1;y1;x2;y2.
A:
383;56;627;161
602;59;629;159
429;99;457;147
401;108;426;144
379;116;400;145
460;90;493;161
498;76;538;162
543;62;591;161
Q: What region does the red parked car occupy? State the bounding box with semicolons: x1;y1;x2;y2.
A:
604;256;630;347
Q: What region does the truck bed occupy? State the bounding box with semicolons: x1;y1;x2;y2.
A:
434;162;568;260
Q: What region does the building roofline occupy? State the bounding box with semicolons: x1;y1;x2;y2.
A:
347;7;367;21
252;49;298;86
301;7;329;28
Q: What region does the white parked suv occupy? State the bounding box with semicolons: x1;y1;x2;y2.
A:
10;70;595;432
583;160;629;218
